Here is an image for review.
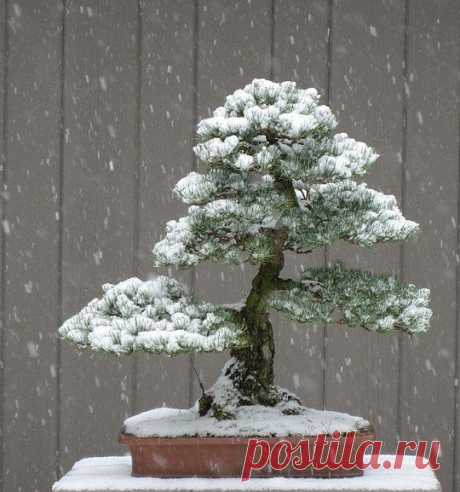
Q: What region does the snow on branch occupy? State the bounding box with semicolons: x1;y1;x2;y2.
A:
279;133;379;183
193;79;374;185
58;277;247;356
285;180;419;248
152;191;285;268
269;262;432;335
173;169;281;206
154;80;419;268
196;80;336;143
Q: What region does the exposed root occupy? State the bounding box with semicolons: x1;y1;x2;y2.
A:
198;358;303;420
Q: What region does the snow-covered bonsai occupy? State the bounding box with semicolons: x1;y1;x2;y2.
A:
59;79;431;430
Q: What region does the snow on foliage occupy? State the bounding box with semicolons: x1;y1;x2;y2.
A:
279;132;378;182
286;180;419;248
153;79;417;269
152;198;278;268
60;78;431;363
58;277;246;356
269;262;431;335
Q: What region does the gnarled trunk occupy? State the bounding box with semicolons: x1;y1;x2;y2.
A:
198;179;302;418
198;227;302;418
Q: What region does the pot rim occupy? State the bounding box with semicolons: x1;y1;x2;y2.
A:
118;430;375;446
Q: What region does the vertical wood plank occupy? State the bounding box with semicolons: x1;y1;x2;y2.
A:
59;0;138;474
0;0;6;489
2;1;62;490
192;0;272;400
325;0;405;450
402;2;459;491
272;0;330;409
135;0;196;414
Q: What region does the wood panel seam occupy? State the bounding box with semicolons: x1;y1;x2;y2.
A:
132;0;143;418
397;0;410;444
56;0;67;481
323;0;334;411
189;0;200;408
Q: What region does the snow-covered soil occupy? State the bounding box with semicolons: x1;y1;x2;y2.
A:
122;405;370;438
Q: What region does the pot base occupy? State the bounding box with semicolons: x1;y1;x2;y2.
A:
119;431;375;478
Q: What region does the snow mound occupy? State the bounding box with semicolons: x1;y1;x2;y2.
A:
122;405;370;438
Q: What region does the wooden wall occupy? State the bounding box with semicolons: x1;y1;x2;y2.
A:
0;1;458;491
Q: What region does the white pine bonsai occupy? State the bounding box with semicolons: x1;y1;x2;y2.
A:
59;79;431;422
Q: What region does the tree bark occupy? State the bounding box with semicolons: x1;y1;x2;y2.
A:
230;243;285;395
198;179;301;418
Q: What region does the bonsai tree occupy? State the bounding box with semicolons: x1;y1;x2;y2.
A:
59;79;431;423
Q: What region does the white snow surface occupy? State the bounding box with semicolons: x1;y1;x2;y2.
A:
122;406;370;438
53;456;440;491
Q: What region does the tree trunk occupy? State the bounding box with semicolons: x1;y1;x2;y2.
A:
198;229;302;418
230;260;281;397
198;179;301;418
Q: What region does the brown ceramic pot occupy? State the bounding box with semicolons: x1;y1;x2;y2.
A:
119;428;375;478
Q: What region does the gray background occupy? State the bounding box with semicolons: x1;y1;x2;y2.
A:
0;1;458;491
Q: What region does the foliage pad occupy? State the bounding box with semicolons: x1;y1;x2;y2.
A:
269;262;431;334
59;277;246;356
